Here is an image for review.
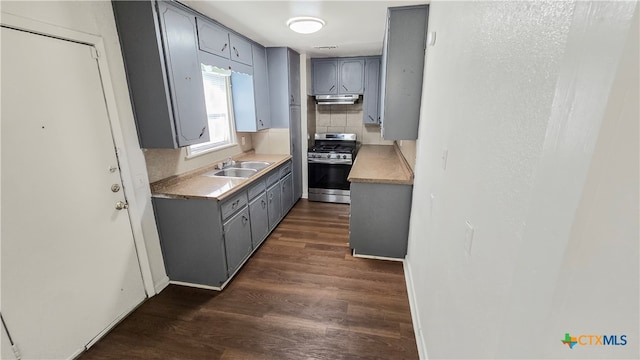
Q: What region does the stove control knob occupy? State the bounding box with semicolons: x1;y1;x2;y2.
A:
326;154;331;159
342;155;347;159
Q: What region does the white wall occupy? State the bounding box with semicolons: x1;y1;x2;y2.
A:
0;1;168;292
405;1;638;359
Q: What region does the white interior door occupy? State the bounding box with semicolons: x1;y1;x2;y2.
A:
1;26;146;359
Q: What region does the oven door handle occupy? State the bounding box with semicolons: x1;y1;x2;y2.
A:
308;158;353;165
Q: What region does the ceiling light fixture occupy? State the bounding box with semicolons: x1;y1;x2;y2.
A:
287;17;325;34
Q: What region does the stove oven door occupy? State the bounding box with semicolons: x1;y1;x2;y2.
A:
308;160;352;203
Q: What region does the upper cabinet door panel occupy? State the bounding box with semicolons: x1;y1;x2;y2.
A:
363;57;381;124
158;3;209;146
339;59;365;94
229;34;253;66
312;60;338;95
288;49;300;105
252;45;270;130
196;17;230;59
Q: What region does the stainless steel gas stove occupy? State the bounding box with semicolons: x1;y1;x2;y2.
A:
308;133;357;204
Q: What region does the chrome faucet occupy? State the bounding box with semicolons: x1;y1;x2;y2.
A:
219;157;235;169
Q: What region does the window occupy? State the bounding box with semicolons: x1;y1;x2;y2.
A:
187;65;235;157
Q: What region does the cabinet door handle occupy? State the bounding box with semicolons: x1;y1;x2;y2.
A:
199;126;206;138
261;199;266;208
342;85;348;91
259;119;263;126
242;215;248;225
368;115;375;122
221;43;228;52
329;85;335;92
233;46;239;57
290;94;294;104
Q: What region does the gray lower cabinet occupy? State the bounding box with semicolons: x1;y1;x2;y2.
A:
153;161;294;290
249;192;269;248
152;198;228;287
363;56;381;124
267;182;282;230
379;5;429;140
223;206;252;276
281;173;294;214
349;182;413;258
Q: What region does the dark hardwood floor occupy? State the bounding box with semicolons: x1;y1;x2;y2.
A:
81;199;418;360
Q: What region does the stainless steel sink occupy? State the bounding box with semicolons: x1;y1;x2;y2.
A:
203;168;258;178
235;161;271;171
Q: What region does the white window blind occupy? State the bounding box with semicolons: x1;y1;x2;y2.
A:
187;65;235;156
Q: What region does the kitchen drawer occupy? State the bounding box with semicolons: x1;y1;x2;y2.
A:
221;191;248;220
279;161;292;178
266;171;280;187
247;179;266;200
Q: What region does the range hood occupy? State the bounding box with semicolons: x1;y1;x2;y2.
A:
315;94;360;105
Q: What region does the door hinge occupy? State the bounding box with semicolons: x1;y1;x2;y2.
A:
90;47;100;59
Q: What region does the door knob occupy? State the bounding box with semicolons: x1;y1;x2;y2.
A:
115;201;128;210
111;184;121;193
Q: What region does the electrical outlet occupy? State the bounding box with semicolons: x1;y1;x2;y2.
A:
464;221;474;255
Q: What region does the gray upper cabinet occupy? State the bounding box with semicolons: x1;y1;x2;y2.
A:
196;17;230;59
113;0;209;148
338;58;365;94
231;44;271;132
229;33;253;66
379;5;429;140
312;60;338;94
196;16;253;67
266;48;302;209
288;48;301;106
267;47;300;128
311;57;365;95
363;56;381;124
228;46;270;132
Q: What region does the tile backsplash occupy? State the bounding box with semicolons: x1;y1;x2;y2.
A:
313;97;393;145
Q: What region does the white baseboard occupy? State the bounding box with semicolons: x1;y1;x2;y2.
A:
352;251;403;262
403;258;428;360
153;275;170;295
169;280;223;291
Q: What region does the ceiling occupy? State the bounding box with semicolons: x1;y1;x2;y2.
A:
183;1;427;58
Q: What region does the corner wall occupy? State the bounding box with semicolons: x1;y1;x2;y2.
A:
405;1;638;359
